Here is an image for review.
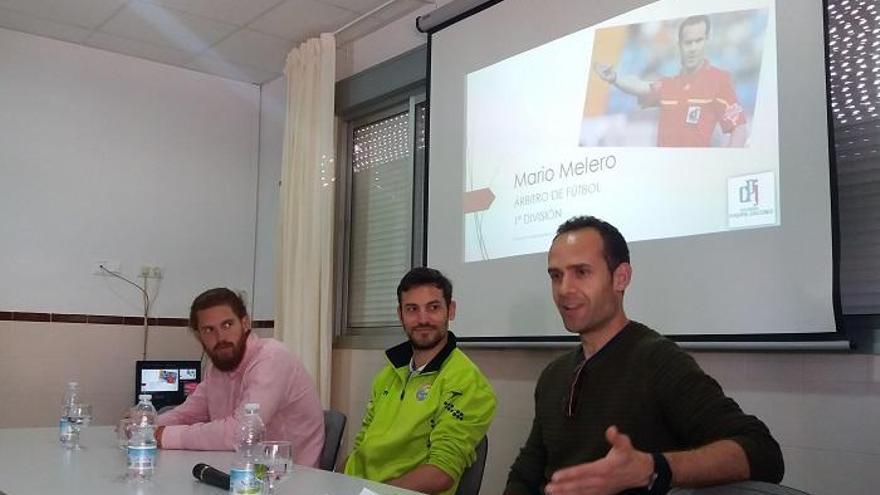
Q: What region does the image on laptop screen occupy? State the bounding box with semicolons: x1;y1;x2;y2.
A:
140;369;179;392
135;360;202;410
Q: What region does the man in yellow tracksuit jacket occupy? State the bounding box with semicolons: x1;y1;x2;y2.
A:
344;267;497;495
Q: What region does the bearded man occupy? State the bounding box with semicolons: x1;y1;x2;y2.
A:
153;287;324;466
343;267;497;495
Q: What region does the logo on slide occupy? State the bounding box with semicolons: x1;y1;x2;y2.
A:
728;172;776;228
738;179;760;206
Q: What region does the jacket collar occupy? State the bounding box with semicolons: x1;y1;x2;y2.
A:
386;331;458;373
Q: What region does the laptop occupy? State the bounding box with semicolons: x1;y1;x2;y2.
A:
135;360;202;411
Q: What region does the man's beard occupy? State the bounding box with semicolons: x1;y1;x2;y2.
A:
206;331;249;371
407;325;447;351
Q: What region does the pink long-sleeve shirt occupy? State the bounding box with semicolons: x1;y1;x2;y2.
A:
157;333;325;467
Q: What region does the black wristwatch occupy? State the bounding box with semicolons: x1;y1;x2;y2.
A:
647;452;672;495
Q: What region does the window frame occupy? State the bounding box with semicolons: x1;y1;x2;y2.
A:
335;93;427;347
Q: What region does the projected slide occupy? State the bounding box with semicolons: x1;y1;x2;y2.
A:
464;1;778;262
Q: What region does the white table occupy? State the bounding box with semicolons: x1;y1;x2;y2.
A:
0;427;420;495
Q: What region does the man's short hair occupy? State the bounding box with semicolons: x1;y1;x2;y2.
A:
554;216;630;273
679;14;711;40
189;287;248;330
396;267;453;306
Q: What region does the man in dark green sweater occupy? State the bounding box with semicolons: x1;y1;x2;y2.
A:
504;216;783;495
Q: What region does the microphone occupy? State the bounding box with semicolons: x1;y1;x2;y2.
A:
192;463;230;490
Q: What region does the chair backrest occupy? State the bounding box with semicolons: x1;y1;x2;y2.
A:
454;436;489;495
670;481;811;495
319;409;347;471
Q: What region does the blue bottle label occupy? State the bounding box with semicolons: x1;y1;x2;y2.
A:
127;445;157;471
229;468;263;495
59;419;72;440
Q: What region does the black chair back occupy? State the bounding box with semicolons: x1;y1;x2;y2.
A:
454;436;488;495
319;409;347;471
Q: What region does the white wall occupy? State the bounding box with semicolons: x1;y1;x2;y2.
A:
0;28;261;317
0;27;284;427
336;2;439;81
253;76;287;319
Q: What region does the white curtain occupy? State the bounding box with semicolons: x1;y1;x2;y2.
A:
276;33;336;406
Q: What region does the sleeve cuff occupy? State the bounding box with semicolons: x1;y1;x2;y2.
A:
426;459;459;482
730;435;784;483
159;425;185;450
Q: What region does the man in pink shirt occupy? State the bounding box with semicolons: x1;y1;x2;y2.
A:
154;288;325;468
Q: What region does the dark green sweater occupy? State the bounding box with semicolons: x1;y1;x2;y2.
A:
505;321;784;495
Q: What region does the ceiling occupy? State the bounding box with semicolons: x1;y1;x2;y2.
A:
0;0;434;85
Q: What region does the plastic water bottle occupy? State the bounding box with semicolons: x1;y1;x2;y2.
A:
59;382;79;446
230;403;265;495
127;394;158;481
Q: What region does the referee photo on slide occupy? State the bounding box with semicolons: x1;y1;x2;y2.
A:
582;10;768;148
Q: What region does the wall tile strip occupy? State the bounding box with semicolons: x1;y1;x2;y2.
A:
86;315;126;325
0;311;272;328
123;316;154;326
52;313;89;323
155;317;188;327
13;312;51;322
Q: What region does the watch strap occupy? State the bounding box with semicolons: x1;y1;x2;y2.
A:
648;452;672;495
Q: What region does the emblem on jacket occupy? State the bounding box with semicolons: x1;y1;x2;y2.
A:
416;383;431;401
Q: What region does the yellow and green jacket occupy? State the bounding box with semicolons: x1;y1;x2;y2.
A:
344;332;496;495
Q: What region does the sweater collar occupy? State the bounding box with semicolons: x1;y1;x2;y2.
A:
386;331;458;373
572;320;637;368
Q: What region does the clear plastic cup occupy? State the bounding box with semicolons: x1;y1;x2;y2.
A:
116;417;134;450
260;440;293;494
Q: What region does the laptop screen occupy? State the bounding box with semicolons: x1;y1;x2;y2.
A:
135;360;202;410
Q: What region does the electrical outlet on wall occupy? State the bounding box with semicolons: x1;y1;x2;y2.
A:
139;265;164;279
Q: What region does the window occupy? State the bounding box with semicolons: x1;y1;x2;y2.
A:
340;96;427;336
828;0;880;316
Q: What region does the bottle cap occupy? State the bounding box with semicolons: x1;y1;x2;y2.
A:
244;403;260;413
68;382;79;387
139;394;152;401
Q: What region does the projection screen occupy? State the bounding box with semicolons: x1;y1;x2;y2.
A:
424;0;843;343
